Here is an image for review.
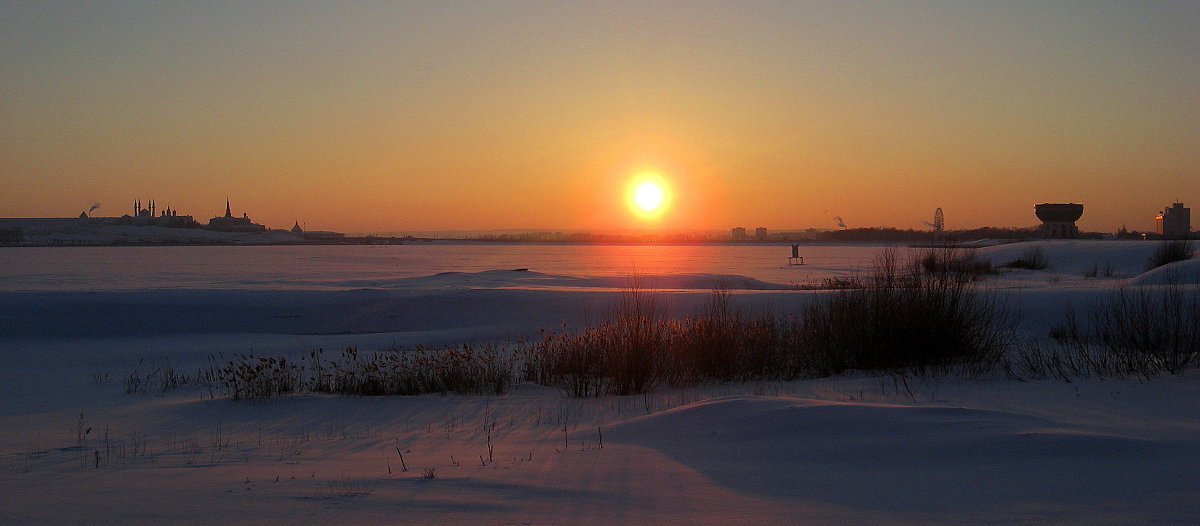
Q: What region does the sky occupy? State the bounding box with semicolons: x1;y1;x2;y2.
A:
1;1;1197;234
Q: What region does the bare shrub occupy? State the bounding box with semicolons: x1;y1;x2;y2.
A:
1013;277;1200;379
221;354;303;399
556;250;1007;395
605;279;666;395
1088;280;1199;375
527;249;1014;397
1147;239;1194;271
217;344;518;400
1006;340;1087;381
918;248;995;279
817;276;865;290
1000;246;1048;270
531;280;816;396
665;292;795;385
524;328;602;397
527;279;669;396
797;249;1012;377
524;327;608;397
123;357;222;394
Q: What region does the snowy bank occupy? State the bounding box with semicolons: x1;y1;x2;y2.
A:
2;241;1198;524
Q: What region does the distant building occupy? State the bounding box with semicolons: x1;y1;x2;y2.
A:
1156;203;1191;239
754;227;767;241
290;221;345;241
115;199;198;228
206;200;266;233
1035;203;1083;239
731;227;747;241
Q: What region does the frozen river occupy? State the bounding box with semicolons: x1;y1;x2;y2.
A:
0;243;906;292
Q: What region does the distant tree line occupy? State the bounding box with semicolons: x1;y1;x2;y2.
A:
813;227;1090;243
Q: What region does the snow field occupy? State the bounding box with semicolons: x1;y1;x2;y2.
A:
1;240;1197;524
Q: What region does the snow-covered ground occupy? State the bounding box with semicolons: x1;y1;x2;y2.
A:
1;240;1197;524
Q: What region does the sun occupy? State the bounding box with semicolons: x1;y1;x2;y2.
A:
634;181;663;211
626;173;671;220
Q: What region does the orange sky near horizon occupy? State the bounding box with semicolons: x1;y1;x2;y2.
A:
2;2;1197;234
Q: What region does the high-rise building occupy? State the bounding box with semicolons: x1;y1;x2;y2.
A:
1156;203;1191;239
731;227;747;241
755;227;768;240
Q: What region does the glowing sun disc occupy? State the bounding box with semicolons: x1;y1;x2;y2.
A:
633;181;664;211
626;174;671;220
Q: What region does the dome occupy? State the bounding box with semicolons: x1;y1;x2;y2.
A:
1035;203;1083;223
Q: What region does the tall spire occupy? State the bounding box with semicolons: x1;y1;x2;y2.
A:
225;199;232;218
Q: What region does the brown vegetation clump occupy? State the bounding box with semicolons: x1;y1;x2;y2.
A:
1013;275;1200;379
1146;239;1194;271
525;249;1013;396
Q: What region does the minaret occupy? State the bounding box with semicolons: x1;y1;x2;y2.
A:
150;200;155;217
225;199;232;218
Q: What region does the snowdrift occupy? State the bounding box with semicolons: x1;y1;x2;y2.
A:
607;395;1199;514
977;240;1198;283
1127;259;1200;286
